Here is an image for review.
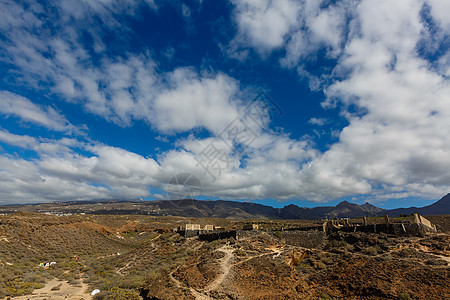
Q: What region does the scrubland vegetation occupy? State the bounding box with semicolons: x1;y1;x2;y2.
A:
0;213;449;299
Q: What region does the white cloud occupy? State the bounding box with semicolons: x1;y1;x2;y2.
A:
56;0;157;23
304;0;450;200
283;0;355;67
230;0;353;66
0;134;164;204
0;91;75;133
0;129;80;155
231;0;301;52
152;69;240;134
0;1;242;135
228;0;450;201
0;129;38;150
426;0;450;30
0;155;112;204
308;117;328;126
1;0;450;205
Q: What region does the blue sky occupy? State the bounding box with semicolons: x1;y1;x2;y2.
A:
0;0;450;209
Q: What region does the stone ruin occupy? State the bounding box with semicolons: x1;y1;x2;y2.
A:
175;223;236;239
278;214;438;248
322;213;437;236
174;214;438;247
242;223;259;230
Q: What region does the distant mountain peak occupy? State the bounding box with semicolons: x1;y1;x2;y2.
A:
387;193;450;217
336;200;353;208
1;194;447;220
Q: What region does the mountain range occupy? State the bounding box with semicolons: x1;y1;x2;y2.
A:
1;194;449;220
151;193;449;219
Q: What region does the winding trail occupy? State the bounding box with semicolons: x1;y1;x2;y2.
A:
169;243;235;300
232;246;286;267
204;244;234;292
169;267;208;300
169;243;287;300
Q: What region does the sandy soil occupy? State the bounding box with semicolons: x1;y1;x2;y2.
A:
6;278;92;300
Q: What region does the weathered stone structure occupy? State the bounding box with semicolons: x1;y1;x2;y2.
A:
177;224;226;238
177;214;437;244
242;223;259;230
199;230;237;242
323;214;437;237
203;224;214;231
281;231;325;248
413;213;436;230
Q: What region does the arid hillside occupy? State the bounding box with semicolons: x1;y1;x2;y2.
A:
0;213;449;300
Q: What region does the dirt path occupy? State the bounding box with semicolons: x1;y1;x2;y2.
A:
169;268;209;300
204;244;234;293
203;245;287;296
7;278;92;300
232;246;286;267
169;243;287;300
168;243;235;300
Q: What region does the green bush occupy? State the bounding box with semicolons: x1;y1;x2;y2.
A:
365;246;378;255
3;278;44;296
319;293;333;300
274;231;283;240
398;292;411;300
399;248;415;257
119;276;145;290
315;262;326;270
324;239;347;249
233;249;245;256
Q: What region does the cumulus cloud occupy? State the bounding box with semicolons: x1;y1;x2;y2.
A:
230;0;354;65
0;129;38;150
282;0;353;67
229;0;450;201
0;91;76;133
151;69;241;134
427;0;450;30
0;0;267;203
0;133;163;204
0;1;241;134
231;0;301;52
1;0;450;204
315;0;450;199
0;155;112;204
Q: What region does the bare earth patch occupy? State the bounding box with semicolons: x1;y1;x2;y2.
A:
6;278;92;300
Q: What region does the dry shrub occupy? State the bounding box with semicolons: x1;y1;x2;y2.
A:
290;249;312;267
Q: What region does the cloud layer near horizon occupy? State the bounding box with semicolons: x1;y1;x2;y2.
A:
0;0;449;205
